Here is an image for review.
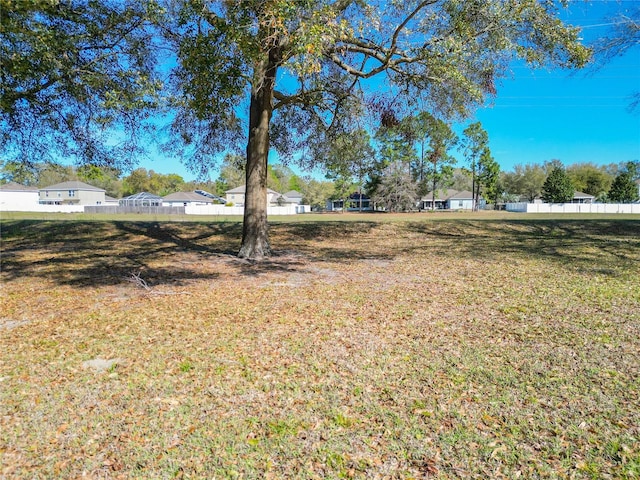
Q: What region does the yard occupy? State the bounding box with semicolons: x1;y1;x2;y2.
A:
1;214;639;478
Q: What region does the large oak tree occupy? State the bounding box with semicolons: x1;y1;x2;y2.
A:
165;0;589;259
2;0;591;260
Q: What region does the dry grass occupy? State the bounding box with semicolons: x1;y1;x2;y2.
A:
1;216;639;479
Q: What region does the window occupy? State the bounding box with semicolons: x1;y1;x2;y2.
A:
458;201;463;208
68;190;75;197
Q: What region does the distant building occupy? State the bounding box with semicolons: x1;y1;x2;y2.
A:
282;191;304;205
0;182;39;211
327;192;371;211
39;181;105;205
225;185;286;206
420;190;480;210
163;191;214;207
571;191;595;204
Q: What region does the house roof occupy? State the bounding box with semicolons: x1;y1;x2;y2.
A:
0;182;38;192
283;190;303;198
422;189;460;201
39;180;105;192
448;190;474;200
226;185;280;195
573;191;595;199
163;191;213;203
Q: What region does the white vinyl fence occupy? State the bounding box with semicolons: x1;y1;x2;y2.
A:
506;203;640;214
185;204;310;216
0;204;85;213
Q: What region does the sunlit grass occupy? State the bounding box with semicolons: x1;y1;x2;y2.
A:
1;217;639;478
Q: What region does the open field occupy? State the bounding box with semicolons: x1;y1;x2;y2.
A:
1;216;639;478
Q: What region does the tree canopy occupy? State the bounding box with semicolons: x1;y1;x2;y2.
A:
592;5;640;111
1;1;162;167
608;162;640;203
541;165;574;203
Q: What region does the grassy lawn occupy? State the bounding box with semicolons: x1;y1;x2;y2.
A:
1;215;639;478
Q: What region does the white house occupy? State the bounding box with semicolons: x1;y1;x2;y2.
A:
420;190;477;210
447;191;475;210
571;191;595;204
39;181;106;205
0;182;39;211
163;191;214;207
104;195;120;206
282;190;303;205
225;185;283;206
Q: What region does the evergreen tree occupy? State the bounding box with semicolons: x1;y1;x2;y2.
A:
541;166;574;203
608;173;639;203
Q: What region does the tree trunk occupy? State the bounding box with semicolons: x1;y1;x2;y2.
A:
238;52;279;260
471;162;476;212
431;159;437;211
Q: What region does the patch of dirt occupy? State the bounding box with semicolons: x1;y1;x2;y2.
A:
0;318;31;330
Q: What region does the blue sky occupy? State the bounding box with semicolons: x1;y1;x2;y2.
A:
148;1;639;182
468;1;640;173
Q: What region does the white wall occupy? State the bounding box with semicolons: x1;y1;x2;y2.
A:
0;191;39;211
185;204;310;216
449;199;474;210
506;203;640;214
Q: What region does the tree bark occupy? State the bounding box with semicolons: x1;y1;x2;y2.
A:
238;51;279;260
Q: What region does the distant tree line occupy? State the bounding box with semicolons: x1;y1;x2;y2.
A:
503;160;640;204
2;153;638;210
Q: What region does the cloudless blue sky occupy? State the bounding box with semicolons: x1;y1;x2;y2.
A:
468;1;640;173
147;1;639;182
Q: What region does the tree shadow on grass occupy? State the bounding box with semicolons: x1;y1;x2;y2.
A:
269;221;394;262
0;220;245;288
1;218;638;288
402;219;640;276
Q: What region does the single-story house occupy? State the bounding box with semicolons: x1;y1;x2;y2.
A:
119;192;163;207
571;191;595;204
420;190;478;210
225;185;284;206
327;192;371;211
447;191;475;210
163;191;214;207
0;182;39;210
420;190;453;210
39;180;106;205
282;190;303;205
